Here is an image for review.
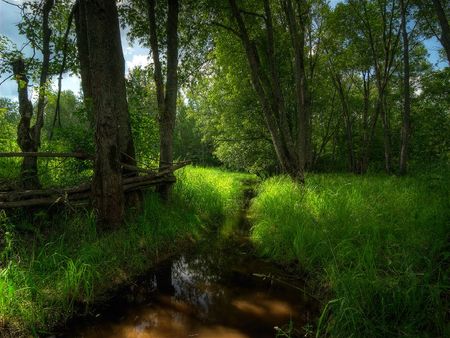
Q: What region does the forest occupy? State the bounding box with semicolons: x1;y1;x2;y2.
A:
0;0;449;337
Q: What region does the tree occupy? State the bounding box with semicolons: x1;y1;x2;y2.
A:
75;0;137;228
12;0;54;189
431;0;450;64
146;0;179;200
399;0;411;175
225;0;312;181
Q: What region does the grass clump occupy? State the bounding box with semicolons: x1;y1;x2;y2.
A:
174;166;254;223
249;173;450;337
0;166;248;336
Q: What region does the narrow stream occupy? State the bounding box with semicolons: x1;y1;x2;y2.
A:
56;187;317;338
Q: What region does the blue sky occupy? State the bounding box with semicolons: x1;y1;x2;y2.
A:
0;0;446;101
0;0;150;100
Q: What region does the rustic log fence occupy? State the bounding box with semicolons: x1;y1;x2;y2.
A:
0;152;188;209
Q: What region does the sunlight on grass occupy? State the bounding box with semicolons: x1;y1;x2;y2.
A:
0;166;250;335
249;173;450;337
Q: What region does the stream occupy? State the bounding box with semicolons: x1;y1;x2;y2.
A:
56;186;317;338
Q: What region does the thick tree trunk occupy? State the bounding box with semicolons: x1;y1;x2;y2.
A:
82;0;126;229
77;0;140;215
399;0;411;175
432;0;450;64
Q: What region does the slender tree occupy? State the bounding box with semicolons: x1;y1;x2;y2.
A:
12;0;54;189
431;0;450;63
227;0;313;181
399;0;411;175
146;0;179;200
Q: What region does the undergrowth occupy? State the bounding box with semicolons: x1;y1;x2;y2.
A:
0;166;250;336
249;172;450;337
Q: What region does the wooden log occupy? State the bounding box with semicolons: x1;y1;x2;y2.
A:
121;163;156;175
124;177;176;192
0;183;91;201
0;192;91;208
0;161;189;208
0;152;94;160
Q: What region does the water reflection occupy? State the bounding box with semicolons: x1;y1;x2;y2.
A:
59;240;315;338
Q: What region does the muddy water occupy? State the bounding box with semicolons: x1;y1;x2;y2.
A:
58;188;316;338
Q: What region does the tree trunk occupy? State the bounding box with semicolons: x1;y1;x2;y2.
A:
147;0;179;200
432;0;450;64
360;70;371;174
158;0;179;200
379;92;392;173
82;0;126;229
399;0;411;175
11;0;53;189
74;0;94;126
331;73;355;173
76;0;140;215
12;59;39;189
34;0;54;148
228;0;304;181
283;0;309;174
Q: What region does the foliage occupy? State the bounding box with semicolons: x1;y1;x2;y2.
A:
126;66;160;165
0;0;77;83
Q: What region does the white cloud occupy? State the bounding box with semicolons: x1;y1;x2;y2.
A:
50;74;82;95
126;54;149;72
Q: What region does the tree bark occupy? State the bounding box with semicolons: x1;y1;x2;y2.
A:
282;0;309;174
379;93;392;173
431;0;450;64
399;0;411;175
333;74;355;172
11;0;54;189
74;0;94;126
147;0;179;200
158;0;179;199
34;0;54;148
12;59;39;189
82;0;126;229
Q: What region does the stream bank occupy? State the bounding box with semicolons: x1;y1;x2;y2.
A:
54;181;318;338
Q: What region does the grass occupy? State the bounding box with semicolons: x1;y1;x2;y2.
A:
249;172;450;337
0;166;251;336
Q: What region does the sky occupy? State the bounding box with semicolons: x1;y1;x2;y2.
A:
0;0;151;100
0;0;446;101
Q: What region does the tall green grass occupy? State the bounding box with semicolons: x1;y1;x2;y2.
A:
0;166;249;336
174;166;254;222
249;173;450;337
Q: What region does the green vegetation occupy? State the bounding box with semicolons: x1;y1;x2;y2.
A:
1;0;449;336
249;172;450;337
0;166;249;336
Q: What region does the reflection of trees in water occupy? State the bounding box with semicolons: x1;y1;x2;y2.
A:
170;253;230;319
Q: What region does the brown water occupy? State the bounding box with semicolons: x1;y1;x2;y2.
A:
57;239;316;338
56;187;317;338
